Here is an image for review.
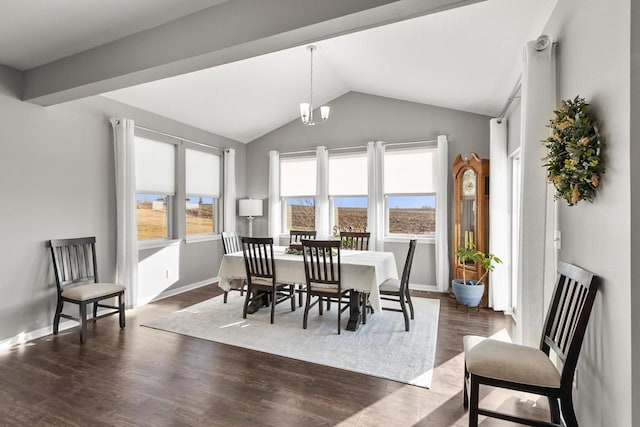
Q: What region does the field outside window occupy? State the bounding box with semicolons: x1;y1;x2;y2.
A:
137;194;170;240
186;196;216;236
386;194;436;235
332;196;368;234
283;197;315;231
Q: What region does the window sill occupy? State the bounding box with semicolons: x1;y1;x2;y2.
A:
384;236;435;245
138;239;181;250
185;234;221;244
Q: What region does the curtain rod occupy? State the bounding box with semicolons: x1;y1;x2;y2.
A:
280;140;435;156
496;76;522;124
383;139;437;147
135;125;224;152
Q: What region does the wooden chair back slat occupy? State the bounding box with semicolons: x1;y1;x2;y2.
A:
222;231;242;254
49;237;99;290
540;261;599;385
400;239;417;290
339;231;370;251
241;237;276;283
302;240;341;289
290;230;317;244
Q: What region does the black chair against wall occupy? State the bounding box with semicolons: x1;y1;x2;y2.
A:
377;239;417;331
301;240;349;334
339;231;370;251
48;237;125;344
289;230;317;306
221;231;245;303
241;237;295;324
463;261;600;427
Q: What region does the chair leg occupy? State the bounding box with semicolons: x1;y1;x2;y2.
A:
400;293;410;332
119;292;126;328
303;291;311;329
242;286;252;319
298;284;304;307
362;293;367;325
406;287;415;320
53;298;63;335
337;296;341;335
463;362;469;409
93;301;98;322
548;396;561;424
224;291;229;303
319;296;323;315
290;284;296;312
560;393;578;427
327;298;331;311
468;375;479;427
270;288;276;324
79;303;87;344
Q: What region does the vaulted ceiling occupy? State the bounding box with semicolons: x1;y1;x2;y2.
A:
1;0;557;143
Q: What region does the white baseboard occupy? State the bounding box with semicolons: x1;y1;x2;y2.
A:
149;277;218;303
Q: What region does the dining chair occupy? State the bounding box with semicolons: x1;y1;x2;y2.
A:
221;231;245;303
48;237;125;344
301;240;349;334
289;230;317;307
463;261;599;427
377;239;417;331
241;237;295;324
339;231;370;251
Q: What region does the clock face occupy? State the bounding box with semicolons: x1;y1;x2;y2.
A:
462;169;476;197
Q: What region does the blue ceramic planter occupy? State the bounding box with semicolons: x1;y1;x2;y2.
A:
452;279;485;308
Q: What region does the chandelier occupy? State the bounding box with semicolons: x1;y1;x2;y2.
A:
300;45;330;126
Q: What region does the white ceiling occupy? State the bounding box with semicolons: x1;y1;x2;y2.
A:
2;0;557;143
0;0;228;70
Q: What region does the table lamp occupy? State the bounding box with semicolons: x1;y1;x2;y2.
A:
238;199;263;237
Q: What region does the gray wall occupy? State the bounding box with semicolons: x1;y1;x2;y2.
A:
247;91;490;286
0;65;245;341
542;1;632;426
632;1;640;424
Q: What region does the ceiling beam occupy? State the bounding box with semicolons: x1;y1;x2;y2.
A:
23;0;483;106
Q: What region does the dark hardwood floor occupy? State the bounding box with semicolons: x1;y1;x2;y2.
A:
0;286;550;426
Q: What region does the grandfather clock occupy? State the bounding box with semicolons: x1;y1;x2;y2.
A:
452;153;490;307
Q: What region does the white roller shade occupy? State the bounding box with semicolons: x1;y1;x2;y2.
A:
329;152;368;195
186;148;220;197
384;147;436;194
280;156;316;197
134;137;175;194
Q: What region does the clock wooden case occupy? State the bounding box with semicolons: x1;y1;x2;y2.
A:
452;153;490;307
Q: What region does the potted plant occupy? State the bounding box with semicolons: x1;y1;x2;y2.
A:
452;242;502;308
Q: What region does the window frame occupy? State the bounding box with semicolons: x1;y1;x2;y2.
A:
280;196;316;234
329;194;369;235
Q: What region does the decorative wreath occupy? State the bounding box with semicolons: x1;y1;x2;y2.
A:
542;96;604;206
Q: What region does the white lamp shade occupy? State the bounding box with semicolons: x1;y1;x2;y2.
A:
320;105;330;121
239;199;263;217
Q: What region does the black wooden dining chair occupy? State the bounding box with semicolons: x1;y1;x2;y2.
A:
339;231;370;251
301;240;349;334
377;239;417;331
289;230;317;307
49;237;125;344
241;237;295;324
221;231;245;303
463;261;599;427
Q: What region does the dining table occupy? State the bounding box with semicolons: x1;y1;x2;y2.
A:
217;245;399;331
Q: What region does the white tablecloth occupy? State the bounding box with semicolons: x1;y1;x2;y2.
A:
217;246;398;313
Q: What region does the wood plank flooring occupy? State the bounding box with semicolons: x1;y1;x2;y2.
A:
0;286;551;426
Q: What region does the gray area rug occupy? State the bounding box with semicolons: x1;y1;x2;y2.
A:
144;292;440;388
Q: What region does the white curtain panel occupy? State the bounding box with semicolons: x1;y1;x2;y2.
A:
516;38;557;346
435;135;449;293
110;117;138;309
223;148;237;232
367;141;385;251
268;150;281;239
315;146;330;238
488;120;509;310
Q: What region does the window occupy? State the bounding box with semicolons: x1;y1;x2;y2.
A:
384;146;437;236
280;156;316;231
135;137;175;241
185;148;220;236
329;152;368;234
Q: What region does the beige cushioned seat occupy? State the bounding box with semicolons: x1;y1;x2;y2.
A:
250;278;273;286
62;283;125;301
379;278;401;292
464;336;561;388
